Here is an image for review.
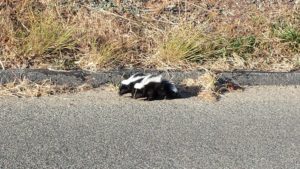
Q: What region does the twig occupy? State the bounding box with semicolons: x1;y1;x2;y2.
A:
20;21;30;33
0;59;5;70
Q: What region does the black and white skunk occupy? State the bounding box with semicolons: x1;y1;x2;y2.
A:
119;73;146;97
134;74;179;100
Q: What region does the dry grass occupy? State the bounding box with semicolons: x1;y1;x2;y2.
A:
0;0;77;69
0;0;299;71
186;72;221;102
181;71;243;102
20;15;76;58
101;83;119;92
0;78;92;98
77;40;124;70
152;24;205;68
0;79;63;97
198;72;218;91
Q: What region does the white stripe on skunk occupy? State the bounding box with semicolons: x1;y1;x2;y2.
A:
168;82;178;93
134;74;162;89
119;73;147;96
121;73;146;85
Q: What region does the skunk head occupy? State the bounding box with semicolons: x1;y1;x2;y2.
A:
134;74;162;90
119;85;131;96
119;73;146;95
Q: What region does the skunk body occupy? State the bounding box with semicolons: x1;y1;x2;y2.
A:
160;80;179;99
119;73;146;97
134;75;179;100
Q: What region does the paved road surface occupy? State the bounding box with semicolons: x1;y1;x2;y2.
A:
0;86;299;169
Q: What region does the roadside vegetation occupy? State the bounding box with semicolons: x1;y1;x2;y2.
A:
181;71;243;102
0;0;299;71
0;78;92;98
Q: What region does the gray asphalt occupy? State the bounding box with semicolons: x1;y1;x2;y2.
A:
0;86;299;169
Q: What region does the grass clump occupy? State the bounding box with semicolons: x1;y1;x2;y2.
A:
228;36;257;57
155;24;258;69
20;16;76;57
77;40;123;70
272;23;300;51
155;25;204;65
0;1;77;69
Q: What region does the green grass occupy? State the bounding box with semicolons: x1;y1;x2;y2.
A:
229;36;257;55
273;25;300;43
272;23;300;51
20;16;76;57
157;25;258;65
156;25;205;64
91;42;121;66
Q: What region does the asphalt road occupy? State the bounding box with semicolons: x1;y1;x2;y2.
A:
0;86;299;169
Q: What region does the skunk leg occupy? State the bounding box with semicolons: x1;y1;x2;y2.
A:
132;89;137;99
146;89;155;101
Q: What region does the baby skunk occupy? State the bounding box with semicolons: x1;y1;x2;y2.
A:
134;74;179;100
119;73;146;97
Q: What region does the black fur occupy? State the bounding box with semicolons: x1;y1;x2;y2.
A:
161;80;180;99
134;80;179;101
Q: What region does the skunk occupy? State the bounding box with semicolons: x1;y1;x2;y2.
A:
133;74;162;100
119;73;146;97
134;74;179;100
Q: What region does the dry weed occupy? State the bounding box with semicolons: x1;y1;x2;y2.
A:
196;71;220;102
0;78;92;98
101;83;119;92
0;79;61;97
181;71;243;102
